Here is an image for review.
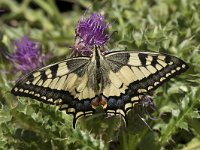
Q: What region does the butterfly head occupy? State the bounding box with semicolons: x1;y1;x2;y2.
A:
71;36;93;56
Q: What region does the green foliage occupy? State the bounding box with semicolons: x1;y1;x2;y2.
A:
0;0;200;149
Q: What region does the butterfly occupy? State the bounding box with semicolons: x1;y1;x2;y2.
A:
11;47;188;128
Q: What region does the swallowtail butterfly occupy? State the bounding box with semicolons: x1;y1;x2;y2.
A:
11;47;188;127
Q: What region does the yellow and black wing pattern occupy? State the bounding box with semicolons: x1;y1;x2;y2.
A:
11;57;98;128
101;51;188;124
11;49;189;127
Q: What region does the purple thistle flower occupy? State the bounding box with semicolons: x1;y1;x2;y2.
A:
73;13;111;56
9;36;48;73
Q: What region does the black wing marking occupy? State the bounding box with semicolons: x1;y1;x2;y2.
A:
101;51;188;126
11;57;97;128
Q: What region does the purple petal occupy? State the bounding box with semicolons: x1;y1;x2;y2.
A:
9;36;49;73
74;12;111;56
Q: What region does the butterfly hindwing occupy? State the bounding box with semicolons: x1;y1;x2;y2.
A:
11;57;98;128
101;51;188;123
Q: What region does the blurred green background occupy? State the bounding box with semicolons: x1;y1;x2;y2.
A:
0;0;200;149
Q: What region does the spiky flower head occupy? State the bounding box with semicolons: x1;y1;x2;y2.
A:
74;13;110;56
9;36;48;73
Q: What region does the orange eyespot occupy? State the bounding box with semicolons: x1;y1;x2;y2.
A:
91;97;100;109
100;95;107;109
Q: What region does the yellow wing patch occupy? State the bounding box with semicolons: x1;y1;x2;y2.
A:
103;51;188;125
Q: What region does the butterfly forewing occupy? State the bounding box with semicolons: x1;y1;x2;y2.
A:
11;57;98;128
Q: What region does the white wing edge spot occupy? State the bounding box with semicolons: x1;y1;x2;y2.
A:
48;98;53;102
67;108;75;113
125;103;132;110
131;96;139;102
171;70;176;74
26;81;30;84
19;89;23;92
116;109;125;117
29;91;34;94
54;99;62;104
160;77;166;82
60;104;69;109
75;112;84;118
148;86;153;90
166;73;171;77
154;82;159;86
138;89;147;93
35;93;40;97
107;110;115;113
41;96;46;100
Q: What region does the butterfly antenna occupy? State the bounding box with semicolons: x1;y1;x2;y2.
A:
83;6;91;16
79;6;91;21
67;47;76;58
110;30;118;38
